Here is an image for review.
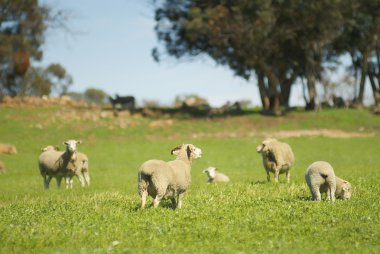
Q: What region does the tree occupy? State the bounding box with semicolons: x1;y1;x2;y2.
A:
152;0;346;114
0;0;67;96
84;87;108;104
21;63;72;96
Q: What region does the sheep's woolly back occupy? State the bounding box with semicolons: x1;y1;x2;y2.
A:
265;139;295;168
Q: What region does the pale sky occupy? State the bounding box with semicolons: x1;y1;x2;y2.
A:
40;0;373;107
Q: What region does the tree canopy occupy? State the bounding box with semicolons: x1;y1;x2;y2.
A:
153;0;380;114
0;0;69;97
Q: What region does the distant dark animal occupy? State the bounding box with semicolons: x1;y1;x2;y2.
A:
109;94;135;112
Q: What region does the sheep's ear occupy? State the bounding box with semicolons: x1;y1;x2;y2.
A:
170;145;182;155
186;145;192;159
76;140;82;144
41;147;45;152
63;141;68;145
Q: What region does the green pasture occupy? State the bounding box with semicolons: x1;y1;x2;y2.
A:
0;107;379;253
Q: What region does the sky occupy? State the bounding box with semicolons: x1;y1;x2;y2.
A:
40;0;372;107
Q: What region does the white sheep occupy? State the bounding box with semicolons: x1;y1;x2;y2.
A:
38;140;83;189
138;144;202;209
305;161;352;201
256;138;295;183
203;167;230;183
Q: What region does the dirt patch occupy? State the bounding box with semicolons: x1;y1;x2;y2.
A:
156;128;374;140
259;129;375;138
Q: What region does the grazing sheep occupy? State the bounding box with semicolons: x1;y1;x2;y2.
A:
0;160;6;174
138;144;202;209
0;143;17;155
256;138;295;183
203;167;230;183
305;161;352;201
38;140;82;189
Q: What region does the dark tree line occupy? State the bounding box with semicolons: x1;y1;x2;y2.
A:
0;0;71;97
152;0;380;114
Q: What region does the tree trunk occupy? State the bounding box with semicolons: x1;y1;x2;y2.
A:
257;72;270;110
280;71;297;109
305;73;317;110
368;72;380;106
357;48;370;105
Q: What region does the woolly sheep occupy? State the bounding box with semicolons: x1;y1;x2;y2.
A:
38;140;83;189
305;161;352;201
256;138;295;183
41;145;59;152
203;167;230;183
0;143;17;155
65;151;90;189
138;144;202;209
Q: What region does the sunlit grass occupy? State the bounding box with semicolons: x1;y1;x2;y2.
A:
0;107;379;253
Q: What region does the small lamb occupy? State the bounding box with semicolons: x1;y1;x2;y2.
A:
305;161;353;201
39;140;83;189
138;144;202;209
256;138;295;183
203;167;230;183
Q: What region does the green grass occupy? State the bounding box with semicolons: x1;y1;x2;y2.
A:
0;107;380;253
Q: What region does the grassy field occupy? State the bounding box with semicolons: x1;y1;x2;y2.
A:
0;107;380;253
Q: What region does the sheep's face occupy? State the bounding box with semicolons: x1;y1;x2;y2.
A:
171;144;202;160
341;181;353;200
203;167;216;179
63;140;82;153
256;138;277;154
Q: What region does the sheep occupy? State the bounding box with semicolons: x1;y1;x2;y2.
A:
138;144;202;209
65;151;90;189
203;167;230;183
256;138;295;183
0;143;17;155
41;145;89;188
305;161;352;201
38;140;82;189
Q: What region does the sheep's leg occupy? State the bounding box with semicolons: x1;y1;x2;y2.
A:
76;172;85;187
311;186;321;201
274;170;280;183
56;176;62;188
266;171;271;182
177;193;184;209
329;187;336;202
140;190;148;209
286;171;290;183
153;195;163;208
65;177;70;189
44;175;52;189
83;172;90;186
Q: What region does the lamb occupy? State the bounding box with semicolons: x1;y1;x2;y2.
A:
138;144;202;209
38;140;84;189
256;138;295;183
65;151;90;188
0;143;17;155
203;167;230;183
305;161;353;201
